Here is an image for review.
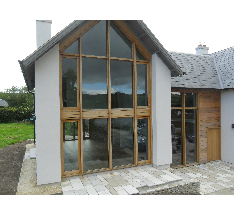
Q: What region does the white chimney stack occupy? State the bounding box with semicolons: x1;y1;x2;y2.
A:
36;20;52;49
195;43;209;55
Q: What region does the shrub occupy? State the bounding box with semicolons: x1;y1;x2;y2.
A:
0;107;34;123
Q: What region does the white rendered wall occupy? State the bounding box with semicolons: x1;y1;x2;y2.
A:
152;53;172;169
35;44;61;185
221;90;234;164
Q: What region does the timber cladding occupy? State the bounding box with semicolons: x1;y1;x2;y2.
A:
198;90;221;163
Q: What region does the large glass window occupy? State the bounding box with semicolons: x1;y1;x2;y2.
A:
111;118;134;167
61;21;151;177
111;60;133;108
82;58;107;109
137;64;147;106
83;119;109;172
110;21;132;59
62;58;77;107
63;122;79;172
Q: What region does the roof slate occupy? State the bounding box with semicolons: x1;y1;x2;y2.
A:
212;46;234;89
170;52;222;89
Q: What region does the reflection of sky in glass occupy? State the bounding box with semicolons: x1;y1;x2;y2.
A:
82;82;107;95
137;64;147;94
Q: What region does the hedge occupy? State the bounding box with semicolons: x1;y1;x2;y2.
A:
0;107;34;123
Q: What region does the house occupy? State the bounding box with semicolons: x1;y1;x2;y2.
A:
19;20;183;185
0;99;8;107
170;45;234;166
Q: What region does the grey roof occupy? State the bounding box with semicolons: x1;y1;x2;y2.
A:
212;46;234;89
19;20;183;91
170;52;222;89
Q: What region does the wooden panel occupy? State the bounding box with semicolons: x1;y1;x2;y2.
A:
207;127;221;162
137;108;151;117
82;110;108;119
61;109;80;120
111;109;134;118
198;90;221;163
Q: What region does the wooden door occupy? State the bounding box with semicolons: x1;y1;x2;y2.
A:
207;127;221;162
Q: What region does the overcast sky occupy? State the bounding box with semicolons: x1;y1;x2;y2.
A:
0;0;233;92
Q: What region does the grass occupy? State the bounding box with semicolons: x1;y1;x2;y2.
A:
0;122;34;148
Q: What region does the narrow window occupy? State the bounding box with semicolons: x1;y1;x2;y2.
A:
62;58;77;107
111;118;134;167
110;21;132;59
82;21;107;57
111;60;133;108
138;118;148;161
137;64;148;106
82;58;107;109
63;122;79;172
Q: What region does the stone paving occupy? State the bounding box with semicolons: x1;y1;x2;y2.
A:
61;160;234;195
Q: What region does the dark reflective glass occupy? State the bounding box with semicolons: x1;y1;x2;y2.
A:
63;40;79;54
111;60;132;108
82;21;106;57
138;119;148;161
63;122;78;172
82;58;107;109
111;118;134;167
185;93;196;107
110;21;132;59
83;119;108;172
171;109;183;166
137;64;147;106
62;58;77;107
171;92;182;107
185;109;197;164
136;48;146;60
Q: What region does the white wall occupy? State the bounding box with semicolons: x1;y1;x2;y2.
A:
221;90;234;164
36;20;52;48
152;53;172;169
35;44;61;185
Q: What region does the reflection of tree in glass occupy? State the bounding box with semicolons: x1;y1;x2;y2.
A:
62;68;77;107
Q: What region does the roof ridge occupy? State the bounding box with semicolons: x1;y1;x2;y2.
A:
212;55;224;89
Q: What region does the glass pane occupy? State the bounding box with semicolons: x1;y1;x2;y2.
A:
137;64;147;106
82;21;106;57
138;119;148;161
110;21;132;59
171;92;182;107
83;119;109;172
63;122;79;172
63;40;79;54
171;110;183;166
136;48;146;60
62;58;77;107
185;109;197;164
82;58;107;109
185;93;196;107
111;60;133;108
111;118;134;167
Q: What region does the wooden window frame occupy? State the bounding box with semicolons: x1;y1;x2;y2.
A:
60;20;152;178
171;90;200;166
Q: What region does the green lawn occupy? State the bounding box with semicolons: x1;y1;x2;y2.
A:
0;123;34;148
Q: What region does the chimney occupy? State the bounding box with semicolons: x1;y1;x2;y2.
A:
195;43;209;55
36;20;52;49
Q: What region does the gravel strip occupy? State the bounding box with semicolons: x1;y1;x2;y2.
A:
16;143;62;195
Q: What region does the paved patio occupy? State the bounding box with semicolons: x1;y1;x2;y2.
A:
61;160;234;195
